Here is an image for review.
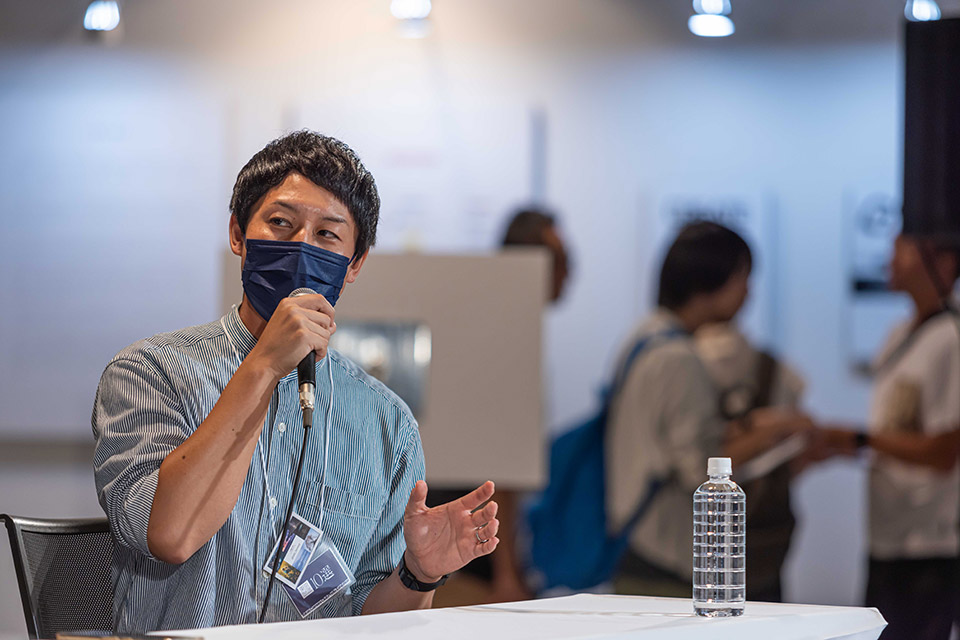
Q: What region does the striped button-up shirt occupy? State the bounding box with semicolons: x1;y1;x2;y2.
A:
92;308;424;634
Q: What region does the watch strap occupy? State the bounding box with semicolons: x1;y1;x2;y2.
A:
855;431;870;449
398;554;448;592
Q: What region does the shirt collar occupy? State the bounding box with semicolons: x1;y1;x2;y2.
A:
653;307;691;335
223;305;258;360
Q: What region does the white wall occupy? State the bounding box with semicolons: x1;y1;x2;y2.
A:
0;1;943;634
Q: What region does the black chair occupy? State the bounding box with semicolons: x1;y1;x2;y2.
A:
1;514;114;639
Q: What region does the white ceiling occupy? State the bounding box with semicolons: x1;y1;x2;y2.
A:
1;0;958;50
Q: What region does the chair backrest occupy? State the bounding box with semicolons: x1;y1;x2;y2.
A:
1;514;114;639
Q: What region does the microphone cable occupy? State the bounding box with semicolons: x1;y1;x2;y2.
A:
259;350;335;623
259;405;311;624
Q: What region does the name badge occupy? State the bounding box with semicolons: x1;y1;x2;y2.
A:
262;512;323;589
262;511;355;617
282;537;355;617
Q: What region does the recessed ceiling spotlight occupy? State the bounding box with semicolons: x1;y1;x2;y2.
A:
905;0;941;21
687;0;736;38
390;0;431;21
83;0;120;32
692;0;731;15
689;0;734;37
391;0;432;38
688;13;735;37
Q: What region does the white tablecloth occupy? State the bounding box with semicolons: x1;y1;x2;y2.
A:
165;594;886;640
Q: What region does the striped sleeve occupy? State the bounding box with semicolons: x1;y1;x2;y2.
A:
92;353;191;558
351;417;426;614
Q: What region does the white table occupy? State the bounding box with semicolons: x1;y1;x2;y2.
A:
168;594;886;640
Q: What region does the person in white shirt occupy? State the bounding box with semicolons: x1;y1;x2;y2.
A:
822;234;960;640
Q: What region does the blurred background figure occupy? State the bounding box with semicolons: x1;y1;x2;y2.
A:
502;208;571;304
606;221;812;598
818;233;960;640
694;322;807;602
430;206;571;606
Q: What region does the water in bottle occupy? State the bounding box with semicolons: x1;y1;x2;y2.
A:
693;456;745;617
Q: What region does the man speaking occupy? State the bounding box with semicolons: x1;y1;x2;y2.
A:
92;131;500;633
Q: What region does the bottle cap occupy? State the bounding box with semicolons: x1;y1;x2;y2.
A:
707;457;732;476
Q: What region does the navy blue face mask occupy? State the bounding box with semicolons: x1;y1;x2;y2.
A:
241;238;352;320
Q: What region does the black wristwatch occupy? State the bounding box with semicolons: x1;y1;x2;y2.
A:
398;554;448;592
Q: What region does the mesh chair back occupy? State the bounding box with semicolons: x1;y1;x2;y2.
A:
2;515;114;639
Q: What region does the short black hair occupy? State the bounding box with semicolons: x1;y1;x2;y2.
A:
501;208;556;247
926;238;960;283
229;130;380;259
657;221;753;310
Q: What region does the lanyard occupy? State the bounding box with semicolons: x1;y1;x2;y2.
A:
221;317;278;531
219;316;335;538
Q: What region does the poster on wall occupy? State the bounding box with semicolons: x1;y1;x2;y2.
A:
843;190;911;374
849;192;901;293
650;192;778;349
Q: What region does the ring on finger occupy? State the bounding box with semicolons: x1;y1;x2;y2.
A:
475;530;489;544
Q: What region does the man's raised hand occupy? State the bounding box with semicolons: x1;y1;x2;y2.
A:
401;480;499;583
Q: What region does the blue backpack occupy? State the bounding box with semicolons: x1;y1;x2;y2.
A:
527;330;681;591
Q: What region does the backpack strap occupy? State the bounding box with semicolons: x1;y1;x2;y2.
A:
754;350;778;409
607;328;687;405
606;328;686;541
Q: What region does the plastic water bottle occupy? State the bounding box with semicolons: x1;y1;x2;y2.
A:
693;457;745;617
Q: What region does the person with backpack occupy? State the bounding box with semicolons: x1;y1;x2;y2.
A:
605;221;811;597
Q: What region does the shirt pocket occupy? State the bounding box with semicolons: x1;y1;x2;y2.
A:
301;481;384;570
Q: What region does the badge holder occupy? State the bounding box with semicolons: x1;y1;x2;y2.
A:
283;536;354;617
262;512;354;617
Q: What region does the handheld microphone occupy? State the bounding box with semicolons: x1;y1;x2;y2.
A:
290;288;317;416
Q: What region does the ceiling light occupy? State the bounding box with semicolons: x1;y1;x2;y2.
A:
689;14;735;37
390;0;431;21
905;0;941;21
693;0;731;15
84;0;120;31
689;0;734;38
